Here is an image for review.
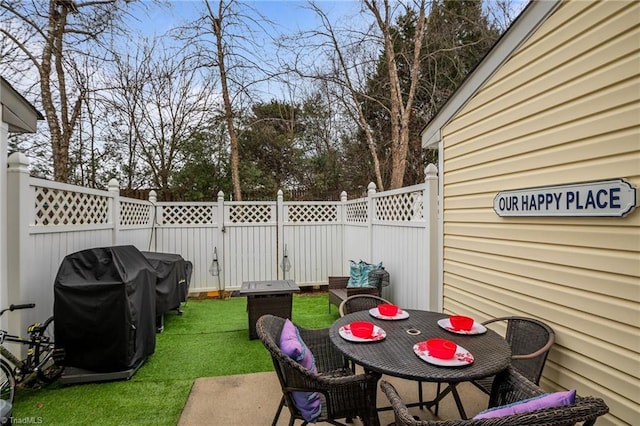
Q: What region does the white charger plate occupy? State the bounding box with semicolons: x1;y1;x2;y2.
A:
339;324;386;342
437;318;487;335
413;342;474;366
369;307;410;320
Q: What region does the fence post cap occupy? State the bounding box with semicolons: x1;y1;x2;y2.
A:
7;152;29;167
424;163;438;177
108;179;119;192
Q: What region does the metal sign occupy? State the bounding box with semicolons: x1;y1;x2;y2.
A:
493;179;637;217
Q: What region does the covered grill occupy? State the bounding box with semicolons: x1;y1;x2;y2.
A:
54;245;157;373
141;251;191;315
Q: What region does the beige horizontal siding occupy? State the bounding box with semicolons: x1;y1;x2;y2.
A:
446;124;639;183
444;261;638;345
439;1;639;424
446;223;639;252
446;61;638;162
445;1;638;148
444;154;639;196
444;247;638;301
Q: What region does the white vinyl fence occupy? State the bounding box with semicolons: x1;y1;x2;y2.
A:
5;152;438;332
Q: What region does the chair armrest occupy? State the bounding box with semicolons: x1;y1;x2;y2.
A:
512;335;555;360
328;276;349;290
346;286;380;296
489;366;546;407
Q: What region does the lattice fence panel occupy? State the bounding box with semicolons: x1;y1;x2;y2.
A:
34;186;110;226
375;191;424;221
120;202;151;226
229;205;272;223
287;204;338;223
161;205;214;225
345;201;368;223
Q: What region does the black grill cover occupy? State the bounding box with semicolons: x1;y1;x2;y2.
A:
141;251;191;314
54;245;157;372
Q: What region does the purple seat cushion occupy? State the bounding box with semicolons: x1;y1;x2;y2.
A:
279;319;321;423
474;389;576;419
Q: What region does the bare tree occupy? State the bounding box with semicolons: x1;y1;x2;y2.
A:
98;44;154;191
281;0;427;191
205;0;243;201
276;3;384;190
123;40;219;191
178;0;276;201
307;3;386;191
0;0;131;182
363;0;427;189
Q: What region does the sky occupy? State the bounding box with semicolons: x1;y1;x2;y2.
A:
140;0;365;37
126;0;372;101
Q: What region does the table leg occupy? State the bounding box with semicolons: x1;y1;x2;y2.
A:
395;382;468;420
428;383;467;420
449;384;468;420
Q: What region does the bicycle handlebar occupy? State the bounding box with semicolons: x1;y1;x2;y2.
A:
10;303;36;311
0;303;35;317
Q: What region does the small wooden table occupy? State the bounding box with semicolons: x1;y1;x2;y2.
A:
240;280;300;339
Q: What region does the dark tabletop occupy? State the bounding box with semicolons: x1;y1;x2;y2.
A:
239;280;300;295
329;310;511;383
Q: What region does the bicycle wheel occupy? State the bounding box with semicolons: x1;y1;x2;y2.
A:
0;358;15;415
35;316;64;383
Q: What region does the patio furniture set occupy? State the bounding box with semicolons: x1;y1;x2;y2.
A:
255;289;610;426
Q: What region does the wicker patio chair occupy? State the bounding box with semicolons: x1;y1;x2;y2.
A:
381;367;609;425
338;294;394;373
431;315;555;416
339;294;392;317
256;314;382;426
473;316;555;394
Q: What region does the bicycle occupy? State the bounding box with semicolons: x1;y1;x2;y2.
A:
0;304;65;409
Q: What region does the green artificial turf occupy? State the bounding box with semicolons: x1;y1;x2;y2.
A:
11;293;338;425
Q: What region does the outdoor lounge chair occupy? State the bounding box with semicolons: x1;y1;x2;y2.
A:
256;314;381;426
381;366;609;425
328;276;380;313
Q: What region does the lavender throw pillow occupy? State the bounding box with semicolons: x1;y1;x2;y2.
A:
474;389;576;419
279;319;321;423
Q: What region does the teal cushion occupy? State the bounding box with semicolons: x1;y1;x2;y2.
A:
347;260;383;288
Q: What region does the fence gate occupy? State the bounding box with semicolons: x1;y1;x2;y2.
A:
220;201;280;291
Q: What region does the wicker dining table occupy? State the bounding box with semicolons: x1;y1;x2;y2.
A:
329;309;512;419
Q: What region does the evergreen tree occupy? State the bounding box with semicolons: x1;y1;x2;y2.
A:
239;101;307;200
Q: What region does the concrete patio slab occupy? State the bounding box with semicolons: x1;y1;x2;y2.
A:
178;370;490;425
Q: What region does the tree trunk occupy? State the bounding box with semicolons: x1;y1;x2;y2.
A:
207;1;242;201
365;0;427;190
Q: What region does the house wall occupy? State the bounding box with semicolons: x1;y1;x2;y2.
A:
438;1;639;424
